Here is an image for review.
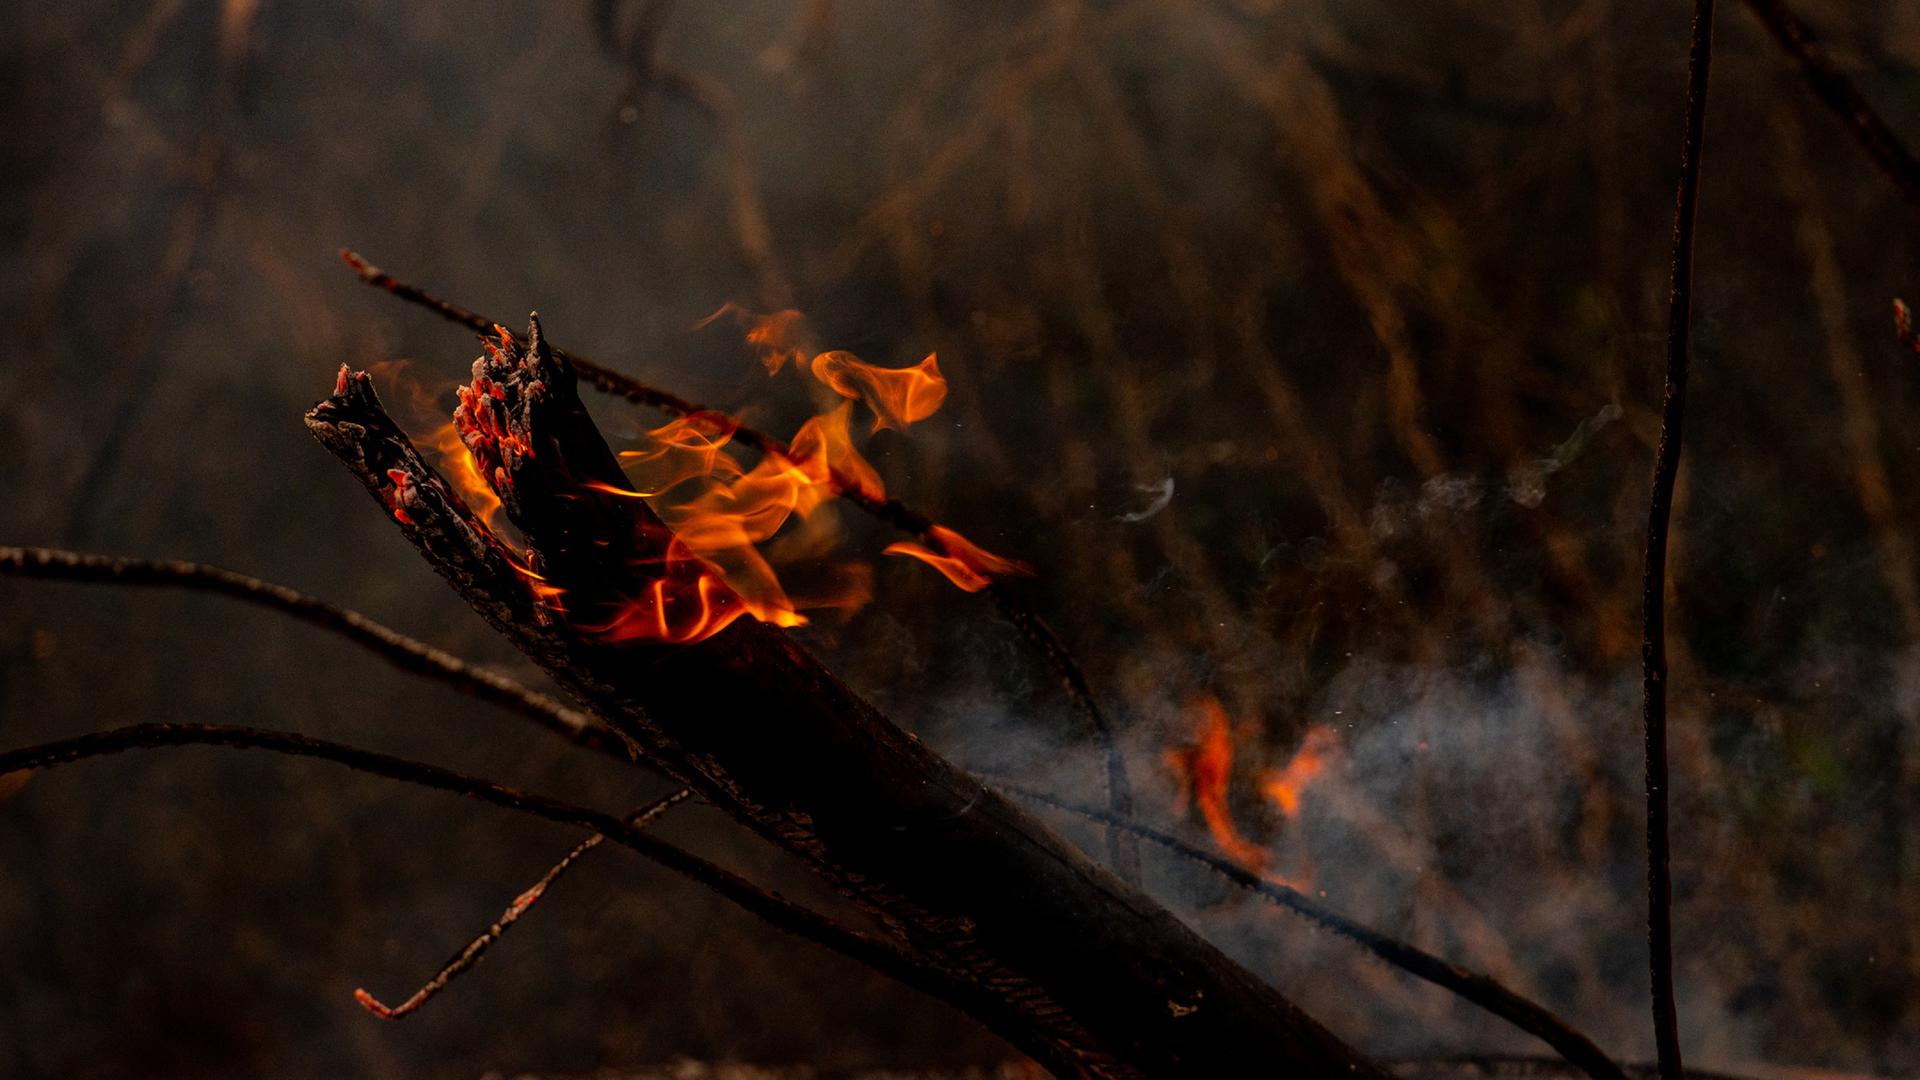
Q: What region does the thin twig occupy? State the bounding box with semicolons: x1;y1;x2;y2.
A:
0;545;639;764
337;249;1140;884
995;781;1628;1080
0;723;1016;1035
355;786;694;1019
1643;1;1717;1076
1741;0;1920;210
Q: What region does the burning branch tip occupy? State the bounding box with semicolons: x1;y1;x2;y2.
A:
1894;298;1918;352
352;988;399;1020
338;247;379;282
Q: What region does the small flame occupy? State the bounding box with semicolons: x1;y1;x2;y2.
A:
699;303;815;374
709;303;952;433
1261;727;1339;818
1165;696;1268;871
500;545;567;610
884;525;1033;592
430;421;505;528
747;309;812;374
810;350;948;432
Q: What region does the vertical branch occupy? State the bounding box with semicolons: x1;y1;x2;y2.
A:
1643;1;1717;1077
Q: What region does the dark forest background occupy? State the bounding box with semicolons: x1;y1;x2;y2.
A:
3;0;1919;1076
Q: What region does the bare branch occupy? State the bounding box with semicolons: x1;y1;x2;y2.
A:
1643;2;1718;1076
355;787;694;1020
0;722;1027;1045
0;545;639;764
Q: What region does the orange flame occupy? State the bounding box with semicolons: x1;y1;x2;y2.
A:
1165;697;1268;871
1261;727;1339;818
429;421;505;529
585;549;766;644
709;303;952;433
588;401;879;642
500;545;567;610
403;303;1007;648
884;525;1033;592
809;350;948;432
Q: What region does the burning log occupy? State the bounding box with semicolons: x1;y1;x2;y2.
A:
305;317;1387;1078
339;249;1141;885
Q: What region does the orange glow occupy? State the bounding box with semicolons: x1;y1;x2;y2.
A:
1165;697;1268;871
500;545;567;609
711;303;952;433
1261;727;1339;817
429;421;505;529
884;525;1033;592
809;351;948;432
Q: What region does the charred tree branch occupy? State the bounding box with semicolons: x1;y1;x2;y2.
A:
303;326;1385;1078
338;248;1140;883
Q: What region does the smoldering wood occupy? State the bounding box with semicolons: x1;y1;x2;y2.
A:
304;321;1389;1079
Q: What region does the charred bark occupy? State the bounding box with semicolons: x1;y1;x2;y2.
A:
304;319;1389;1079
